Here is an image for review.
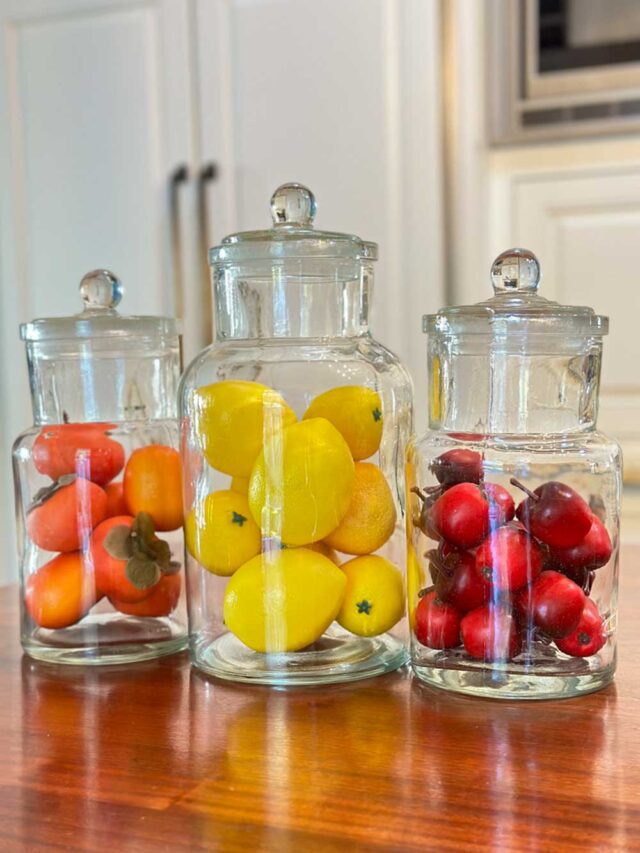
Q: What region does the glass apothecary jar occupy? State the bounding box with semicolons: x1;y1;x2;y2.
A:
180;183;413;686
13;271;188;664
406;249;621;699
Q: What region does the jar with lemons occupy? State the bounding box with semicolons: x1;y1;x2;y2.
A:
180;184;413;685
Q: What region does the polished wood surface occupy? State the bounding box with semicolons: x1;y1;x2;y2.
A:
1;549;639;852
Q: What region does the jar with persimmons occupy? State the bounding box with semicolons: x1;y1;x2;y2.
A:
13;271;187;664
180;183;413;685
406;249;621;699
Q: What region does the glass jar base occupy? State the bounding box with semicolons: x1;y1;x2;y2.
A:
22;615;187;665
412;662;615;700
191;628;408;686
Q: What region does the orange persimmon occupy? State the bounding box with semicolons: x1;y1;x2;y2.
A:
33;422;125;486
90;515;149;603
27;478;107;552
25;552;97;629
104;481;127;517
111;572;182;617
123;445;183;531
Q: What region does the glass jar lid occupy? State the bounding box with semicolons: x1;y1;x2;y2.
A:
210;183;378;264
20;270;178;342
424;248;608;339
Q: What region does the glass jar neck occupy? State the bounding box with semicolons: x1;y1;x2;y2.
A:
212;260;373;341
25;339;181;425
428;336;603;435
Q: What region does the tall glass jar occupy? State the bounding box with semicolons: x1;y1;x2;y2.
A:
180;183;413;686
13;271;188;664
407;249;621;699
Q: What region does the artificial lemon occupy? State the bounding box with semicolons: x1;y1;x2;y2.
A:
337;555;404;637
192;380;297;477
186;490;261;576
230;475;249;495
248;418;355;546
284;540;341;565
223;548;347;652
406;544;426;630
325;462;396;555
303;386;383;461
307;540;341;565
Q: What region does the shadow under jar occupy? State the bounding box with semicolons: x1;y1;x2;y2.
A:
180;183;413;686
406;249;621;700
13;271;188;665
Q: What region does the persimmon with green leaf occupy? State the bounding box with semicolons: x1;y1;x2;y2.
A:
111;572;181;617
90;513;179;603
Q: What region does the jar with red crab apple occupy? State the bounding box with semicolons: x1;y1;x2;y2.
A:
406;249;621;699
12;271;187;664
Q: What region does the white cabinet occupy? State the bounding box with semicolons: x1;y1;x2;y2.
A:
0;0;202;583
226;0;444;387
488;145;640;482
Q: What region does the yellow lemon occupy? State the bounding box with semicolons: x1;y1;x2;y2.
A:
223;548;347;652
186;490;261;576
230;475;249;495
303;386;383;460
192;380;297;477
248;418;354;546
325;462;397;555
407;544;426;630
284;540;341;565
307;541;341;565
337;555;404;637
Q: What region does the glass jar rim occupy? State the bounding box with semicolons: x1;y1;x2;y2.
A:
424;248;608;339
209;183;378;265
20;269;179;343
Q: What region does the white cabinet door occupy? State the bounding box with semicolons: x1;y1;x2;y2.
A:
207;0;445;404
487;141;640;482
507;161;640;481
0;0;197;582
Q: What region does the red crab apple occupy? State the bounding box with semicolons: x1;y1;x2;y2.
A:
512;479;593;549
414;591;462;649
429;483;490;549
475;526;543;593
460;605;521;662
516;570;586;639
556;599;606;657
548;514;612;572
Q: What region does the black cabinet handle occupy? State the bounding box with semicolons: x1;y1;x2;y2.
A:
169;164;189;320
198;162;219;342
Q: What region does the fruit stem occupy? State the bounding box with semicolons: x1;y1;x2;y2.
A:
411;485;442;504
411;486;429;503
510;477;538;502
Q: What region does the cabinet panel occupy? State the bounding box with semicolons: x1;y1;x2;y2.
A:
225;0;445;396
494;159;640;480
14;6;166;316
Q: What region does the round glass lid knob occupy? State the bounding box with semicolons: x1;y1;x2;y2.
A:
79;269;123;311
490;248;541;294
270;182;317;227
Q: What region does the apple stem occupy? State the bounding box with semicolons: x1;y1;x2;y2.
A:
418;585;435;598
411;485;441;503
510;477;538;501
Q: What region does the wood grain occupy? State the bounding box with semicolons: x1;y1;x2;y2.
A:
1;549;639;852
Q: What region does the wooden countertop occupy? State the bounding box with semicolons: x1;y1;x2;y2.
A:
1;549;639;852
